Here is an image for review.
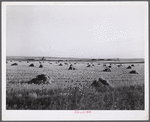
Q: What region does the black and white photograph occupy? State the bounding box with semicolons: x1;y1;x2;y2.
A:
2;2;148;120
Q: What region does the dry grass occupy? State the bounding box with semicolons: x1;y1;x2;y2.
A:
6;83;144;110
6;60;144;110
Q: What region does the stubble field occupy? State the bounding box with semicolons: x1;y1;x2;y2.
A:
6;58;145;110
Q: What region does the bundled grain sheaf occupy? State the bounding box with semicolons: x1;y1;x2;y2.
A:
129;70;139;74
59;63;63;66
39;64;43;68
28;74;52;84
91;76;113;92
131;64;135;67
126;66;132;69
87;64;91;67
118;64;122;67
11;63;18;66
68;64;75;70
29;63;34;67
103;67;111;72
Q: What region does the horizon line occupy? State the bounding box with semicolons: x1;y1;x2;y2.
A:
6;56;144;59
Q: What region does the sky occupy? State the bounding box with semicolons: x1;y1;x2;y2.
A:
6;3;147;58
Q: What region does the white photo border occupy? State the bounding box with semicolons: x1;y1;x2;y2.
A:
2;2;149;121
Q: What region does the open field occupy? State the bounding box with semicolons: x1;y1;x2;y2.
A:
6;57;144;110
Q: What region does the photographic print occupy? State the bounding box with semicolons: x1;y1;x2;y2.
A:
2;2;148;120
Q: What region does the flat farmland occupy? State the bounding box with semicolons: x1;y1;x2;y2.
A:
7;60;144;88
6;58;145;110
